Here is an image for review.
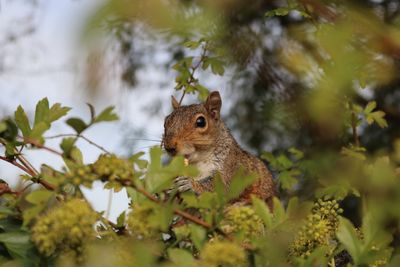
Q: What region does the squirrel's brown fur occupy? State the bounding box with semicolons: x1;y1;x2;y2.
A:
163;91;275;207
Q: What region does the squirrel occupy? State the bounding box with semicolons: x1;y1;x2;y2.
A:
163;91;275;208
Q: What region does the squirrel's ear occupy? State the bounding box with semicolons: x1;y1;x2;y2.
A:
171;96;179;110
205;91;222;119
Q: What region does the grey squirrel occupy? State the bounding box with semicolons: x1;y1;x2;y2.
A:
163;91;275;207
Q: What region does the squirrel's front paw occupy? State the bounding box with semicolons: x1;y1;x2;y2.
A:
174;176;193;193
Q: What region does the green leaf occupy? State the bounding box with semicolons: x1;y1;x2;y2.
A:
272;197;287;226
156;204;173;231
252;196;273;228
14;106;31;137
0;119;18;142
87;103;96;121
70;147;84;164
0;121;7;133
276;154;293;169
336;216;362;265
0;232;32;259
60;137;76;156
5;142;16;157
226;169;256;201
202;57;210;70
29;121;50;143
288;147;304;160
188;224;206;250
93;106;119;123
209;58;225;76
116;211;126;228
279;169;300;190
130;152;147;169
194;84;209;101
23;190;55;226
364;101;377;114
214;173;226;204
47;103;71;123
25;190;54;205
34;98;49;126
286;197;300;218
0;218;22;232
261;151;275;163
66;117;88;134
361;213;392;254
367;111;388;128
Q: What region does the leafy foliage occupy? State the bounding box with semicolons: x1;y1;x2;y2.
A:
2;0;400;266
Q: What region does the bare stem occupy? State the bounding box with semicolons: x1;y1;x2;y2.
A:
45;133;111;154
23;138;63;156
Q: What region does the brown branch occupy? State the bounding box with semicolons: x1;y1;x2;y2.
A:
0;154;54;191
23;138;63;156
0;155;34;176
120;179;212;229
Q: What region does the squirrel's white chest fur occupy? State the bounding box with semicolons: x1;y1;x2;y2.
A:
191;151;219;181
193;160;216;181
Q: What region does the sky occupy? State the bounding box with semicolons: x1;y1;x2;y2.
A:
0;0;231;221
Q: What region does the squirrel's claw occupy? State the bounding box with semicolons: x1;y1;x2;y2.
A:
174;176;193;192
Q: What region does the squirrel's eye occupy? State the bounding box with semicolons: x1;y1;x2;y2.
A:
195;116;206;128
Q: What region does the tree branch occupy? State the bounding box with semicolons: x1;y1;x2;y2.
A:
120;179;212;229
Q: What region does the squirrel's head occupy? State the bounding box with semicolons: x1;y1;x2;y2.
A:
163;91;222;163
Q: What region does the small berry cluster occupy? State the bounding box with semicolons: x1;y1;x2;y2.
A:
127;203;161;239
200;240;248;267
63;165;97;188
290;198;343;258
220;206;264;240
31;199;98;260
92;154;134;182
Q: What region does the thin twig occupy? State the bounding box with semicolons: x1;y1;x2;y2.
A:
23;138;63;156
45;133;111;154
178;91;186;106
79;135;111;154
178;41;209;106
105;189;113;220
0;156;33;176
0;154;54;190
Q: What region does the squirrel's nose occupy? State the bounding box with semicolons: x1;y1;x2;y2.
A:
165;146;177;155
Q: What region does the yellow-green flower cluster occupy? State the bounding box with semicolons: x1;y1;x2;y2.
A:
127;204;160;239
290;198;343;258
31;198;98;258
220;206;264;240
92;154;134;182
200;240;248;267
63;165;97;188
